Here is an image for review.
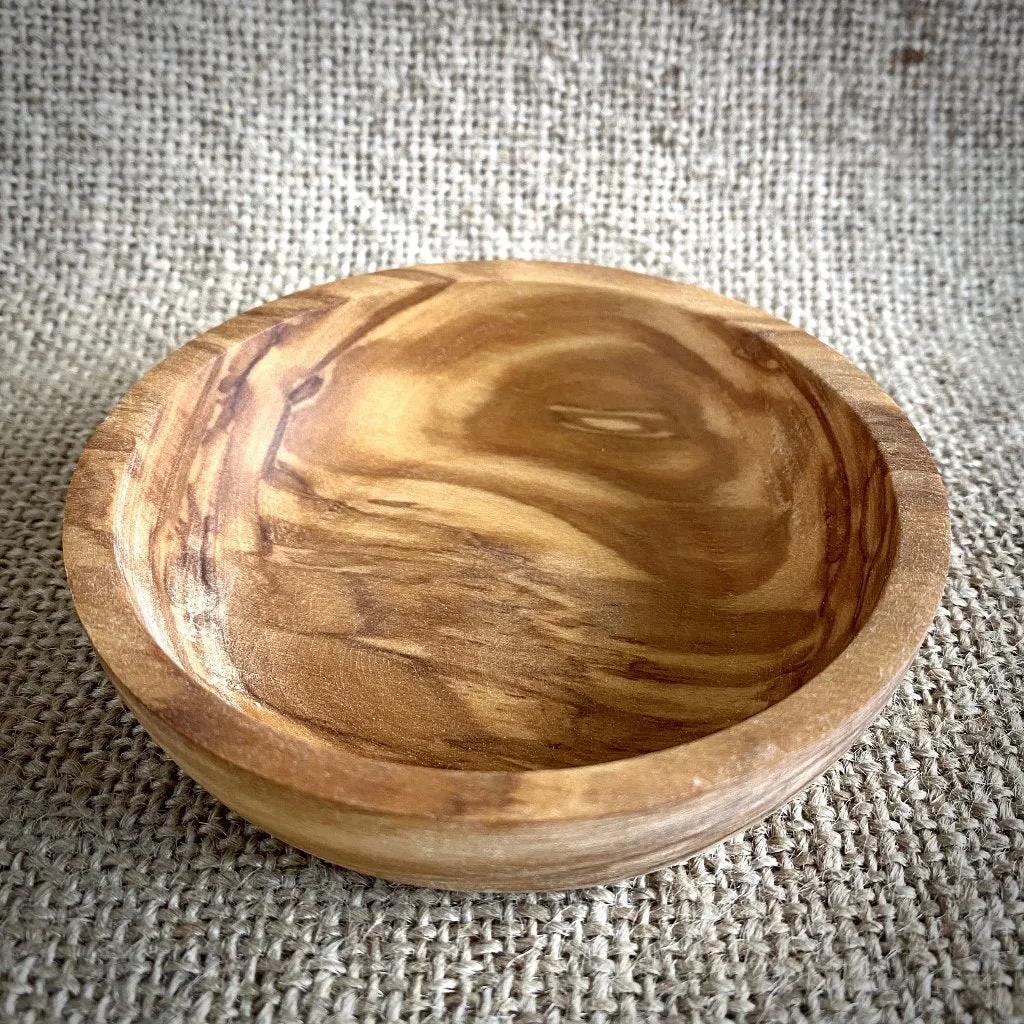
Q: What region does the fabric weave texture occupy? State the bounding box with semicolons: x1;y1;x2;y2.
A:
2;2;1023;1021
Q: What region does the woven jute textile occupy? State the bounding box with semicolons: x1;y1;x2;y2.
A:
2;2;1022;1021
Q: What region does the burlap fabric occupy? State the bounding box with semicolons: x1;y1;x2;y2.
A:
2;2;1022;1021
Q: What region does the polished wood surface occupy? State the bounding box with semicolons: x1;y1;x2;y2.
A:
63;261;949;889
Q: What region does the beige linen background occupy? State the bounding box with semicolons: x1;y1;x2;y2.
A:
2;2;1022;1021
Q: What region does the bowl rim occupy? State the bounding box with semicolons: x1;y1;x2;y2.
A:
62;260;951;825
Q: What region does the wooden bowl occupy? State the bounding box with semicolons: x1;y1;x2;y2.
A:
63;261;949;891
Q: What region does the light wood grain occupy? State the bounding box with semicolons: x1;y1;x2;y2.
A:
63;261;949;890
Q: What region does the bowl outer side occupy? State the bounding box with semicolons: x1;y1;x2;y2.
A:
62;260;951;842
114;670;912;891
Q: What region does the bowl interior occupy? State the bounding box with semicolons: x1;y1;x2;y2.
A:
114;278;898;771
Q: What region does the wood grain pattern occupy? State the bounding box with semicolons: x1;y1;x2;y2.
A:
63;261;949;890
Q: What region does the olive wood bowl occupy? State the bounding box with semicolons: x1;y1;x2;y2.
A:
63;261;949;891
